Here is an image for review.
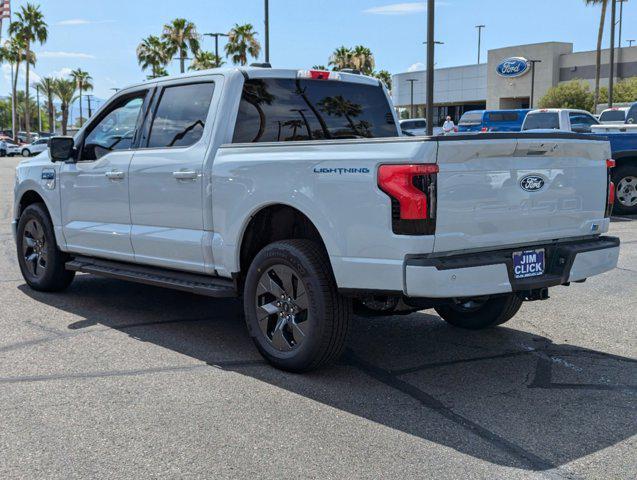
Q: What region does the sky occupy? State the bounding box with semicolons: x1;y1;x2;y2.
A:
1;0;635;111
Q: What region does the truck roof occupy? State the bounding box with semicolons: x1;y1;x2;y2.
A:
528;108;591;115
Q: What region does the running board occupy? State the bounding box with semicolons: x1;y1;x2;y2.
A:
66;256;237;298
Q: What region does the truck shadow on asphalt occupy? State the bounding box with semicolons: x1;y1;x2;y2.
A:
19;277;637;473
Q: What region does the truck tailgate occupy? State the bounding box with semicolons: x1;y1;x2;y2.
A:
433;137;610;253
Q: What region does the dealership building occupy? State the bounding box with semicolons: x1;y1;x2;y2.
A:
392;41;637;125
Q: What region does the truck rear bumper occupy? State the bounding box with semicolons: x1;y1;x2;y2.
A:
404;236;620;298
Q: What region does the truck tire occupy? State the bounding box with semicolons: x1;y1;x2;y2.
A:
434;294;523;330
613;164;637;215
16;203;75;292
243;239;351;372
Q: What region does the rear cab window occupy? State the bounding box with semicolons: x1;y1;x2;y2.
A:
523;112;560;130
459;111;483;125
232;78;397;143
599;109;626;122
486;111;519;123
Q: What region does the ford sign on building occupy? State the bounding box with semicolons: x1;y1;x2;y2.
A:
496;57;530;77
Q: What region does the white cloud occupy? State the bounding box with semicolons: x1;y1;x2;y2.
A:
364;1;448;15
2;64;42;91
56;18;113;26
407;62;426;72
37;51;96;59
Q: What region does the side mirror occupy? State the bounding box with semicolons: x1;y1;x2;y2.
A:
49;136;75;162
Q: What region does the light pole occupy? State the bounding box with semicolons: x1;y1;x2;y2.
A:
264;0;270;63
609;0;617;106
406;79;418;118
628;39;636;47
35;84;42;133
203;32;229;65
475;25;485;64
528;59;542;108
617;0;628;80
426;0;435;136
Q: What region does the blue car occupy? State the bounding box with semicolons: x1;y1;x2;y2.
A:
457;109;531;133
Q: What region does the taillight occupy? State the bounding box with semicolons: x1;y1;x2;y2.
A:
605;159;615;218
481;127;488;133
297;69;341;81
378;164;438;235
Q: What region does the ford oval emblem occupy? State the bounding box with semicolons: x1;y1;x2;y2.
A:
520;175;545;192
496;57;530;78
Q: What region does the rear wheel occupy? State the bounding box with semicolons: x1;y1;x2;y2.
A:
243;239;351;372
16;203;75;292
613;164;637;215
21;149;30;157
435;294;523;330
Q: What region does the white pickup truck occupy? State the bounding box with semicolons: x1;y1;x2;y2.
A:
13;67;620;371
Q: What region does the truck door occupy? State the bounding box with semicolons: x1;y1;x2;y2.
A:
59;87;152;261
128;78;218;273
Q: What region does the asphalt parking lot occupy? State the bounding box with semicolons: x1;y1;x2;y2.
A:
1;156;635;479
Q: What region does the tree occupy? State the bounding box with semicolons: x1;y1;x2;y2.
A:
0;36;27;140
584;0;609;113
225;23;261;66
373;70;392;90
189;50;224;70
9;3;48;140
350;45;375;75
600;77;637;103
317;95;364;136
329;46;353;71
312;65;328;71
538;80;595;112
53;78;77;135
37;77;56;133
162;18;200;74
71;69;93;127
136;35;170;79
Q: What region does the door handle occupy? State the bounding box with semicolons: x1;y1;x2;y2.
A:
105;170;125;180
172;170;198;180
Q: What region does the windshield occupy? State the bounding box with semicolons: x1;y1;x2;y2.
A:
459;111;483;125
599;110;626;122
523;112;560;130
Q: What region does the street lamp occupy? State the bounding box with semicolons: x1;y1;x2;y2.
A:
264;0;270;63
528;59;542;108
425;0;435;136
628;39;636;47
609;0;617;106
475;25;485;64
203;32;229;64
406;79;418;118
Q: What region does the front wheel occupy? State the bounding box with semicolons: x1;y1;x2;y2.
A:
21;149;30;157
613;164;637;215
435;294;523;330
16;203;75;291
243;239;351;372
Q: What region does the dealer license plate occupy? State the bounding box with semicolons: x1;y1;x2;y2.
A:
512;249;545;279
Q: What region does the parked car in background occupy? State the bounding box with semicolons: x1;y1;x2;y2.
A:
400;118;443;136
457;109;530;133
6;140;22;156
599;107;628;124
20;138;49;157
522;108;600;133
523;108;637;215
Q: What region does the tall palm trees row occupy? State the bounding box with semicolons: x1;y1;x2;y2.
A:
35;74;89;135
137;19;261;78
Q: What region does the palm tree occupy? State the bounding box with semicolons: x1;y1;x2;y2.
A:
585;0;609;112
53;78;77;136
136;35;170;79
189;50;225;70
373;70;392;90
329;46;353;71
9;3;48;140
70;69;93;127
37;77;56;133
162;18;200;73
317;95;364;136
225;23;261;66
351;45;375;74
312;65;328;71
0;36;27;140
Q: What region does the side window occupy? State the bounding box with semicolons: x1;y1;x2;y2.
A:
147;82;215;149
569;112;597;132
82;94;146;161
627;105;637;124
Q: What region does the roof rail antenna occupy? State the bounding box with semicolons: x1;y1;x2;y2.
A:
250;62;272;68
340;68;361;75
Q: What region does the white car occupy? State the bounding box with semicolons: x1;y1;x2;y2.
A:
400;118;444;136
3;140;21;156
522;108;599;133
12;67;620;371
598;107;628;124
20;138;49;157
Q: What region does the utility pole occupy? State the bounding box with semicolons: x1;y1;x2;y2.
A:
609;0;617;107
203;32;229;65
426;0;435;136
264;0;270;63
617;0;627;79
528;59;542;108
475;25;485;64
406;79;418;118
10;63;16;141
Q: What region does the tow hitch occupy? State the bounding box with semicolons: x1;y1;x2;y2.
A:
520;288;550;301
